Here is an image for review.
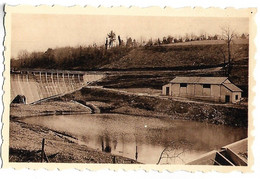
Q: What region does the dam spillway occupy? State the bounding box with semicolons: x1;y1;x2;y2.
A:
11;70;104;104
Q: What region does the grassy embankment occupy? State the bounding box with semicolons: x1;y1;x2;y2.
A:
59;87;248;127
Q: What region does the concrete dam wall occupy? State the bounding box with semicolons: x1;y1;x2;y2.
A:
11;71;104;104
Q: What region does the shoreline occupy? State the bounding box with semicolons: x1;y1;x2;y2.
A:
9;118;140;164
9;101;140;164
61;87;248;127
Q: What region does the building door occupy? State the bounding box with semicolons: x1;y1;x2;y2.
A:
166;87;170;95
225;95;230;103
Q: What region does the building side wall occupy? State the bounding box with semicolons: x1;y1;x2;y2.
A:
187;84;195;96
211;85;221;102
231;92;242;103
172;84;221;102
195;84;203;96
194;84;220;102
220;85;233;102
171;84;180;96
202;87;211;96
162;82;241;103
180;86;187;96
162;84;171;95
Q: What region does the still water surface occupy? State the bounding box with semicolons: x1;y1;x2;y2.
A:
22;114;247;164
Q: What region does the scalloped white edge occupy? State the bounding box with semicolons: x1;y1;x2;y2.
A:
2;5;257;172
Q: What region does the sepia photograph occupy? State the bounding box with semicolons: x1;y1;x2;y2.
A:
2;6;255;171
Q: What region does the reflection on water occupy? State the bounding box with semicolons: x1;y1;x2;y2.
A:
22;114;247;164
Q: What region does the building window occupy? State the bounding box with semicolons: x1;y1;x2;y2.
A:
235;95;238;100
203;84;211;88
180;83;187;87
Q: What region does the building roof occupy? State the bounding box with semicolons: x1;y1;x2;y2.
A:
223;83;243;92
170;77;229;85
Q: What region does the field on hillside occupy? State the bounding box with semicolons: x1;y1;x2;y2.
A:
94;67;224;89
94;41;249;97
93;58;248;97
13;39;249;71
161;39;249;46
101;43;248;70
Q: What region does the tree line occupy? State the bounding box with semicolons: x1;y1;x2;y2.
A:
11;45;132;70
11;27;248;76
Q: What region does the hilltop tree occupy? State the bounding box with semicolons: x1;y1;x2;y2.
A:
162;37;167;44
107;30;116;48
133;39;137;47
213;34;218;40
167;36;174;44
184;33;190;42
44;48;55;65
126;37;133;47
145;38;153;46
118;35;122;46
157;38;161;46
240;33;246;39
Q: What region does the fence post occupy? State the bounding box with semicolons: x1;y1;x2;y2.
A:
135;146;138;161
41;138;45;162
101;139;104;151
113;156;116;164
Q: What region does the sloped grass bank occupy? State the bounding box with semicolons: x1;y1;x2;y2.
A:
59;87;248;127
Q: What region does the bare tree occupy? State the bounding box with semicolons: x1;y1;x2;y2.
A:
221;26;236;76
107;30;116;48
17;50;30;67
157;38;161;46
157;140;192;165
126;37;133;47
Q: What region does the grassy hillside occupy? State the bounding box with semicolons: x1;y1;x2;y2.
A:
13;40;248;71
100;43;248;70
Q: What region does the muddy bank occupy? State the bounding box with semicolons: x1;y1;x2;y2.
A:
9;120;139;164
10;101;92;119
58;87;248;127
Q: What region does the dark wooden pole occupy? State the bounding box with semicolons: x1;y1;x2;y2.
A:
41;138;45;162
101;138;104;152
44;152;49;163
113;156;116;164
135;146;138;161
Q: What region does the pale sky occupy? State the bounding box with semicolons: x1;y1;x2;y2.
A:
11;14;249;58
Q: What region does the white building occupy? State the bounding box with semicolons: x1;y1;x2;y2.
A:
162;77;242;103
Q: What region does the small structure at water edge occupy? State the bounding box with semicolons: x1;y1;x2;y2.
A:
11;94;26;104
162;76;242;103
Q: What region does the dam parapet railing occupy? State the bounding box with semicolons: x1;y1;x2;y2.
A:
10;70;104;104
